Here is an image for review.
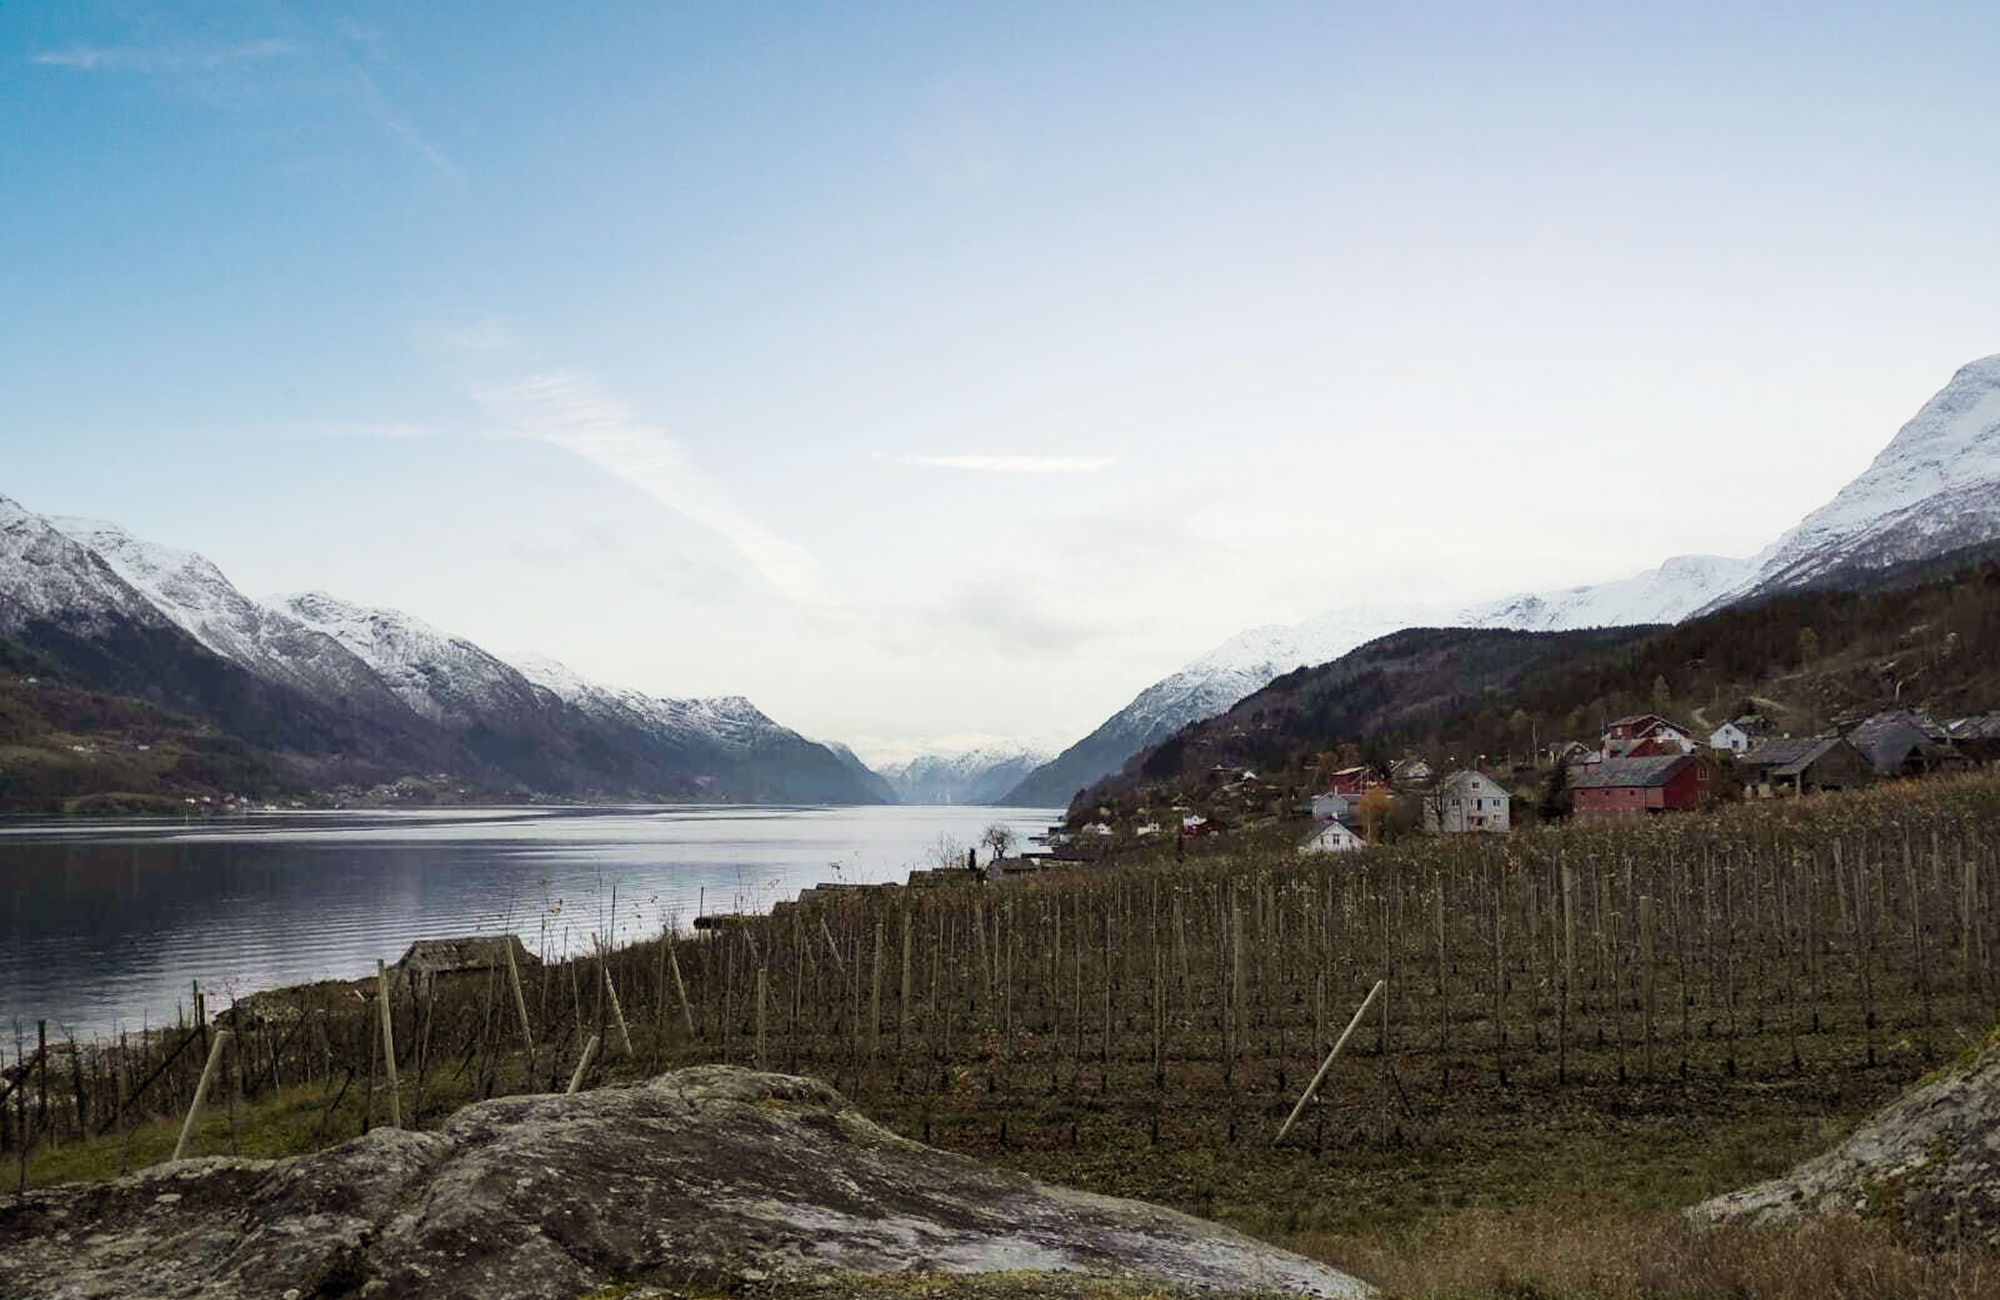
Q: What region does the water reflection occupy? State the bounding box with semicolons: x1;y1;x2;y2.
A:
0;804;1056;1040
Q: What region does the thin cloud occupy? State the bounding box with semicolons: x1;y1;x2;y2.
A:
33;30;457;185
31;39;296;74
350;68;460;184
470;369;827;610
877;453;1116;474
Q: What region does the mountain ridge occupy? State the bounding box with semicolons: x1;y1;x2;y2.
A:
876;741;1053;805
1006;354;2000;805
2;494;886;806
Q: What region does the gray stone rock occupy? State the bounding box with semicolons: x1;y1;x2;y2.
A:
1690;1045;2000;1249
0;1066;1369;1299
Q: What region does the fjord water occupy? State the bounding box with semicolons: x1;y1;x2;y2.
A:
0;804;1057;1041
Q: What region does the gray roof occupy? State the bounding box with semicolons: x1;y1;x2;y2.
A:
396;935;537;976
1567;754;1694;790
1849;710;1951;772
1741;736;1846;778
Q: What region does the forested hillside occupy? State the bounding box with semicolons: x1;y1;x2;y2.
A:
1078;553;2000;815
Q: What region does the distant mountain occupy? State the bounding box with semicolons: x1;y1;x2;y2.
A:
509;652;883;804
1006;355;2000;805
821;742;902;805
877;742;1053;805
2;493;886;805
1701;354;2000;606
4;501;426;778
53;520;430;742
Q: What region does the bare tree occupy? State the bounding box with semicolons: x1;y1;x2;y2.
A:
980;822;1017;863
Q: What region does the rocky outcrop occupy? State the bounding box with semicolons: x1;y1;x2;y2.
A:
0;1067;1369;1299
1690;1043;2000;1249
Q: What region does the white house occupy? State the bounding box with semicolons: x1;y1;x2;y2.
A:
1301;821;1363;853
1308;791;1352;821
1390;757;1434;785
1708;716;1765;754
1424;770;1511;834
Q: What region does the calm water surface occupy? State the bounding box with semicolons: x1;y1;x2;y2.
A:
0;804;1057;1040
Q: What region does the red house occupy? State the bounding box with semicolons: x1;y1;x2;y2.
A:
1601;714;1698;758
1568;754;1700;820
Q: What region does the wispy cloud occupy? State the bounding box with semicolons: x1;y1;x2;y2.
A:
32;29;458;184
349;67;459;183
470;368;827;609
876;453;1116;474
31;39;296;74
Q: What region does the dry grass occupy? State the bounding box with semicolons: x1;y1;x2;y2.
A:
1299;1208;2000;1299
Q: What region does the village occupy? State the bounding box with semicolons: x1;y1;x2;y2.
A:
1029;705;2000;866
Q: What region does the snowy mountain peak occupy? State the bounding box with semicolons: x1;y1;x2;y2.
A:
0;496;166;635
270;591;457;663
876;738;1056;806
1738;354;2000;590
270;590;542;727
507;651;602;704
504;651;791;752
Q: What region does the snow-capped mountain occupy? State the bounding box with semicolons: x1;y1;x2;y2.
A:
273;591;550;730
51;519;416;720
1006;354;2000;805
1;494;887;803
0;497;168;636
876;741;1054;805
820;741;903;804
1702;354;2000;603
512;652;785;753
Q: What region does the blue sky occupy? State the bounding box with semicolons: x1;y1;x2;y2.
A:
6;3;2000;759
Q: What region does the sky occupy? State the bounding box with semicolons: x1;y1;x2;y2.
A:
6;3;2000;764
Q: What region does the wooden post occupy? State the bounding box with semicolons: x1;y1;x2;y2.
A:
597;939;634;1060
1231;900;1245;1068
36;1021;47;1150
1492;869;1506;1075
870;919;884;1063
756;968;768;1071
669;942;696;1037
900;910;913;1051
1277;980;1383;1143
1639;894;1656;1079
377;960;401;1129
1434;870;1447;1066
566;1036;600;1095
505;937;536;1079
1561;860;1576;1084
171;1030;232;1161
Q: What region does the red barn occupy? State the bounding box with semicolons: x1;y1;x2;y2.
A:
1568;754;1700;820
1329;765;1380;798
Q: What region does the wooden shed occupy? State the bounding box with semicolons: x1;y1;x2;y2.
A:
395;934;538;980
1568;755;1700;821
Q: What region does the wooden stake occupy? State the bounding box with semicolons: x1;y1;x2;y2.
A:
377;961;401;1129
171;1030;231;1161
1639;894;1656;1078
566;1035;600;1094
871;919;884;1062
600;951;634;1061
1277;980;1383;1143
505;937;536;1078
669;943;696;1037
